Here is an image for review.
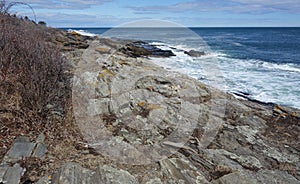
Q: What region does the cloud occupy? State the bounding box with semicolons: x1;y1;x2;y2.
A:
162;16;294;27
34;12;145;27
40;13;97;22
127;0;300;14
229;0;300;13
13;0;112;9
127;1;219;13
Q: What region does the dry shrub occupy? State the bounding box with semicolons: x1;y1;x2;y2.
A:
0;14;70;117
0;9;86;182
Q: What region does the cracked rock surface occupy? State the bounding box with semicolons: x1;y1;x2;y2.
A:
39;36;300;183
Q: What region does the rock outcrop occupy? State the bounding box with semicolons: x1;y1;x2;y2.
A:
120;41;176;58
47;30;92;51
26;32;300;183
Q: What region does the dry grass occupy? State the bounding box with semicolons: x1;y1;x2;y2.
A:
0;12;87;182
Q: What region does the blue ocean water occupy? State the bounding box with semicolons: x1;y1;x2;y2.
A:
65;27;300;108
194;28;300;65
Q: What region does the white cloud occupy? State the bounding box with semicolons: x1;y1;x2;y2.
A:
127;1;219;13
34;12;143;27
12;0;112;9
229;0;300;13
127;0;300;14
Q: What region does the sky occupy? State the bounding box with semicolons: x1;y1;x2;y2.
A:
8;0;300;27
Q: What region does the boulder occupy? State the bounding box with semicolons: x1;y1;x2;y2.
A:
184;50;205;57
121;41;175;57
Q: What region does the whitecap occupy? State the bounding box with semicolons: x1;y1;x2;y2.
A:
68;29;97;37
262;62;300;73
232;42;243;46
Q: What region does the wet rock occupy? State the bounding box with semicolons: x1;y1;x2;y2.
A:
184;50;205;57
121;41;175;58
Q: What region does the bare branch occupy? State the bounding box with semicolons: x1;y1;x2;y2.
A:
0;0;36;22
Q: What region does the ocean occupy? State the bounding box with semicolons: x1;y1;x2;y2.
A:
64;27;300;108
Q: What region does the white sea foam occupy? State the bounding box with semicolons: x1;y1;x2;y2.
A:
68;29;97;37
261;62;300;73
232;42;243;46
216;56;300;108
75;27;300;108
149;42;300;108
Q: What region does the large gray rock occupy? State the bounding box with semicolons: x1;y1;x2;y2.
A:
51;162;94;184
4;136;35;162
121;41;175;58
213;170;299;184
58;36;300;183
3;135;48;163
50;163;138;184
92;165;138;184
0;135;48;183
1;164;24;184
184;50;205;57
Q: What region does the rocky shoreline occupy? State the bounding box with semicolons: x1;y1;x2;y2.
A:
1;28;300;183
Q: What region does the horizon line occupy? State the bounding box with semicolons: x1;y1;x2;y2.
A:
57;26;300;29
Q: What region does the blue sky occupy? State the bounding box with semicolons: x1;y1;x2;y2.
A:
9;0;300;27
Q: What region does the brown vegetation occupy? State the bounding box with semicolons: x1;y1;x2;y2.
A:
0;10;83;182
0;14;69;116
